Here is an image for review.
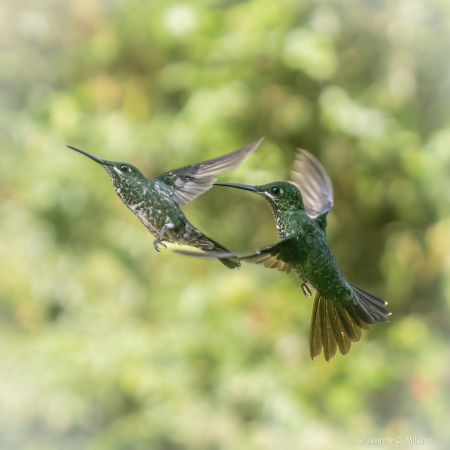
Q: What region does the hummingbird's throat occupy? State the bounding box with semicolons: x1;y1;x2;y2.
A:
102;165;117;184
102;165;125;195
269;205;296;239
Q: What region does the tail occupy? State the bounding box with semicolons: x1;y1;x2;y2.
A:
196;234;241;269
310;283;390;362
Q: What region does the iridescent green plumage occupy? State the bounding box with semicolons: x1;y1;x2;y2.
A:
175;150;390;361
68;139;263;269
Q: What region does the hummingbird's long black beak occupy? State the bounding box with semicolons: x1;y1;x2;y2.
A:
214;182;257;192
67;146;106;165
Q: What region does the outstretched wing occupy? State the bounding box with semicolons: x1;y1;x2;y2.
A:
173;236;296;273
292;150;333;219
160;138;263;205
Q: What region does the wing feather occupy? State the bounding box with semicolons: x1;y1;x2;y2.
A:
173;237;294;273
292;150;333;218
162;138;263;205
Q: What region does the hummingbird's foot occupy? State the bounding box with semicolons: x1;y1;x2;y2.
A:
301;283;312;297
153;239;167;252
153;224;171;251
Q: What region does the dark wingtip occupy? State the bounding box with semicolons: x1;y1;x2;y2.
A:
219;258;242;269
172;249;241;269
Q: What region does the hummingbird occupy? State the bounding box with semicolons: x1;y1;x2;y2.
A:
68;138;263;269
174;150;390;361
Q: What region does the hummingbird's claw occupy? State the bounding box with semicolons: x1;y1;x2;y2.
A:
301;283;312;298
153;240;167;252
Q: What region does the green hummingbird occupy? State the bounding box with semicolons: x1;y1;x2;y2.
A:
174;150;390;361
68;139;263;269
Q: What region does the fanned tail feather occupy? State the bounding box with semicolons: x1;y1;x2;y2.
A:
310;284;390;361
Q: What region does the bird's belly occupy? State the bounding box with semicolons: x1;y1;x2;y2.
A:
128;202;171;236
297;263;344;297
134;209;160;236
116;185;184;242
294;243;346;299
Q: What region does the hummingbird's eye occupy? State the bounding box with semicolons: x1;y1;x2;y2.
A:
120;165;130;172
270;187;282;195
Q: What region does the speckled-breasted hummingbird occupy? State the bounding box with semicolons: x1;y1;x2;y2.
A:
174;150;390;361
68;139;263;269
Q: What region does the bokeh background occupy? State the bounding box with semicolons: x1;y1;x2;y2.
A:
1;0;450;448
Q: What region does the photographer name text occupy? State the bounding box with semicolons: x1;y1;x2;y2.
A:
359;437;431;445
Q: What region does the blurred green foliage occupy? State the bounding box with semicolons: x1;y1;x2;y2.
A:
1;0;450;448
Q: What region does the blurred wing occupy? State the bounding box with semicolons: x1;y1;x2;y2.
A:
162;138;263;205
292;149;333;218
173;237;295;273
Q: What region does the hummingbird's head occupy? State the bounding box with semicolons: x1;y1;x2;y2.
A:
68;146;147;189
215;181;304;212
